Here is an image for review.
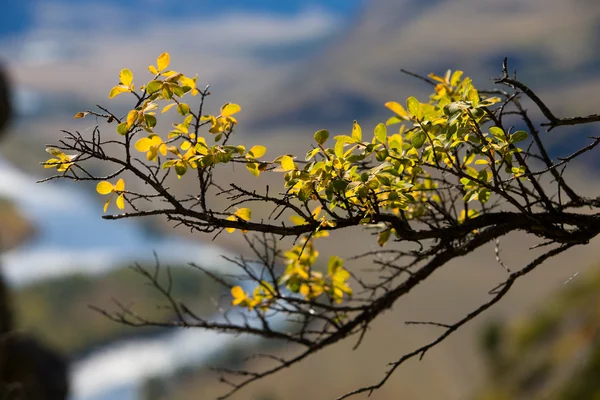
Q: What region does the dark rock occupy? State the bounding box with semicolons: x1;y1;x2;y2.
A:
0;63;69;400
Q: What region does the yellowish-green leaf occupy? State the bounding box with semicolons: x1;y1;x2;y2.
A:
406;97;422;120
117;122;128;135
246;162;260;177
161;103;176;114
177;103;190;116
119;68;133;87
146;80;162;95
148;65;158;75
109;85;129;99
374;123;387;143
290;215;306;225
126;110;138;128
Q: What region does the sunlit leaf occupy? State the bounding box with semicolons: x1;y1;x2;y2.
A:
221;103;241;117
406;96;422;119
384;101;408;119
374;123;387;143
351;120;362;142
247;145;266;158
235;208;251;221
109;85;129;99
281;155;295;171
115;193;125;210
114;178;125;192
157;52;170;72
119;68;133;87
96;181;114;195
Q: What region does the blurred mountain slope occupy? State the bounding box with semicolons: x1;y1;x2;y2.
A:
474;267;600;400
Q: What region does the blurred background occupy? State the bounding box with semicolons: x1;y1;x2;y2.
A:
1;0;600;399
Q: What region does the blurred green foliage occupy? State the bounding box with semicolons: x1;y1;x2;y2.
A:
475;269;600;400
12;265;224;357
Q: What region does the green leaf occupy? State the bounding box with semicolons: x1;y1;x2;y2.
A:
116;122;128;135
406;97;422;120
511;130;528;143
331;179;348;192
314;129;329;145
377;230;391;247
351;120;362;142
175;162;187;177
374;123;387;143
489;126;506;141
146;80;163;95
411;130;427;149
144;114;157;128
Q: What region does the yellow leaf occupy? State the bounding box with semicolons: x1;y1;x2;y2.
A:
161;103;176;114
221;103;241;117
300;284;310;297
225;215;236;233
96;181;114;195
74;112;87;119
231;286;246;305
115;193;125;210
248;145;266;158
126;110;138;128
135;138;152;152
235;208;251;221
114;178;125;192
351;120;362;142
180;141;191;151
384;101;408;119
281;155;295;171
312;205;322;218
289;215;306;225
157;52;170;72
119;68;133;87
109;85;130;99
148;65;158;75
103;199;111;213
179;75;196;88
43;159;57;168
